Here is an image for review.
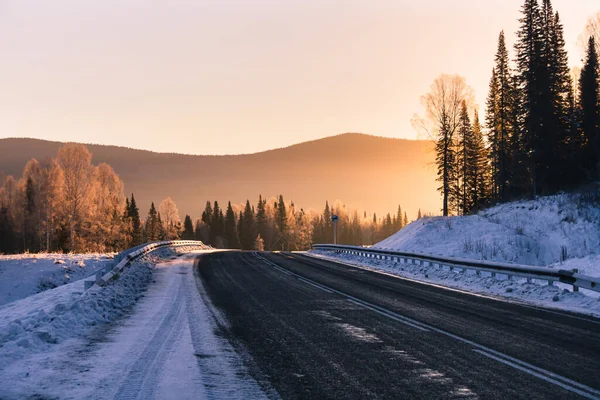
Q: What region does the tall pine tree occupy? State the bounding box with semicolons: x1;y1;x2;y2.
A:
514;0;544;197
579;36;600;180
182;215;194;240
224;201;239;249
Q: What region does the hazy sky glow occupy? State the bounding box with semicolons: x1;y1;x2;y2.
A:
0;0;598;155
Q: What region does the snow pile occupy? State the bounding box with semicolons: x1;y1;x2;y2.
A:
0;247;179;370
0;253;113;307
375;193;600;276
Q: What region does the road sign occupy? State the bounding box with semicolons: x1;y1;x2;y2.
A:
332;215;338;244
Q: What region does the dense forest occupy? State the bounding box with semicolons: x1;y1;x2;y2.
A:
414;0;600;216
185;196;412;251
0;144;415;253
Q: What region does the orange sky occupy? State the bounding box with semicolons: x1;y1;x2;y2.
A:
0;0;597;155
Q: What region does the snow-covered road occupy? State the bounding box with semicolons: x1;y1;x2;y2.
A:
0;253;270;400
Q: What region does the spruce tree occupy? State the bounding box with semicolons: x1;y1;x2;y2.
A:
146;202;159;241
543;8;573;190
579;36;600;180
237;211;244;249
194;219;204;242
494;31;513;200
276;195;287;236
201;201;212;225
486;69;500;200
470;110;489;210
456;100;474;215
256;195;267;243
323;201;332;241
210;201;222;245
157;212;165;240
124;197;130;220
514;0;544;197
225;201;239;248
182;215;194;240
129;194;142;246
0;206;15;254
508;74;530;197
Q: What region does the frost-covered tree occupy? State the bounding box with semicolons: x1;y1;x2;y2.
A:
56;144;95;251
159;197;181;240
254;234;265;251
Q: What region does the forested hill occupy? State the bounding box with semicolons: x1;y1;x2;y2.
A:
0;133;438;218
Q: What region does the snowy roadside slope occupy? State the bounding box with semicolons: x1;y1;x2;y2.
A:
375;193;600;277
309;193;600;316
0;250;269;400
0;248;178;372
0;253;113;307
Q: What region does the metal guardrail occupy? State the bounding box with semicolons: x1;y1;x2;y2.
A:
85;240;210;290
312;244;599;293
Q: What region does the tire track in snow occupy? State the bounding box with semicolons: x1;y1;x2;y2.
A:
113;271;186;400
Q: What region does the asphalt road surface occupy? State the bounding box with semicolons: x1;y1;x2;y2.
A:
195;251;600;400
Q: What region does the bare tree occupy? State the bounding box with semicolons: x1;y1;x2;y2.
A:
579;12;600;57
56;144;94;251
412;74;474;216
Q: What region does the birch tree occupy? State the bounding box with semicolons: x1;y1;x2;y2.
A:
56;144;94;252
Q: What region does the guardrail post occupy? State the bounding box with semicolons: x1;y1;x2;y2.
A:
572;269;579;292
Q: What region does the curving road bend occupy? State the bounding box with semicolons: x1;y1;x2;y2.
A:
196;251;600;400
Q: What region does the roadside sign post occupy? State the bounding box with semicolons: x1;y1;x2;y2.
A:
332;214;339;244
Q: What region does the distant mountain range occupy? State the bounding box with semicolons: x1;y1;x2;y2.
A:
0;133;439;219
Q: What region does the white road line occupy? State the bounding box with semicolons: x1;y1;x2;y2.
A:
256;253;600;398
346;299;430;332
296;277;334;293
473;350;600;400
302;252;600;326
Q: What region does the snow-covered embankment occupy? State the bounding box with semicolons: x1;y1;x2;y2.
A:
311;193;600;316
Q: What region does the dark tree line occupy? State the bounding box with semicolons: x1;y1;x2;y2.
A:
486;0;599;202
188;196;415;251
418;0;600;216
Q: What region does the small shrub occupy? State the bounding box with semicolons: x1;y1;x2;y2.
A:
560;245;568;262
475;239;486;254
463;238;474;252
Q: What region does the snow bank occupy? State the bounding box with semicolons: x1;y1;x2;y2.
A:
0;247;178;371
0;253;113;307
310;193;600;316
309;250;600;317
375;193;600;277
